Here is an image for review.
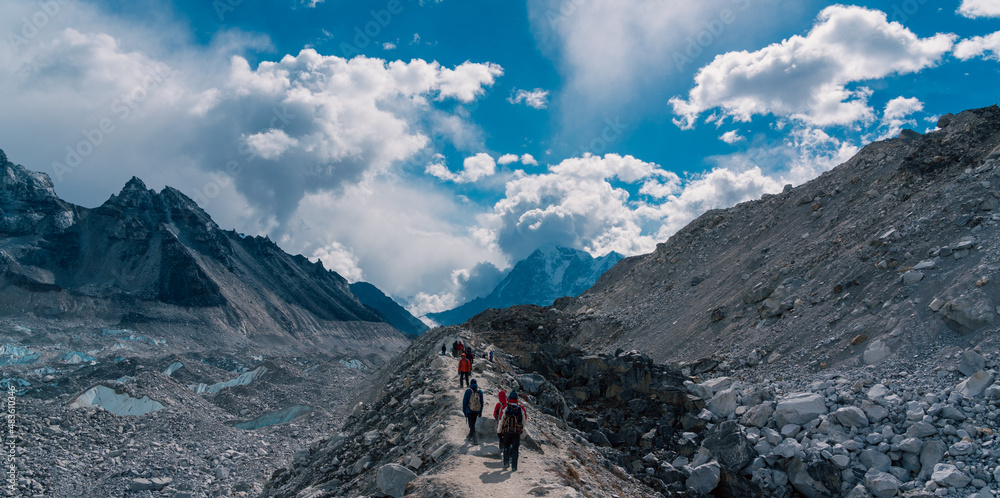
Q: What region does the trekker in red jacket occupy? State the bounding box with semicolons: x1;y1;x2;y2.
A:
493;389;508;455
457;353;471;388
498;391;527;472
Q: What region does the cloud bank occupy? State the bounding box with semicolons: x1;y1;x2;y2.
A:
669;5;955;129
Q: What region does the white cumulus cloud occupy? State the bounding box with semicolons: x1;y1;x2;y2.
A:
720;130;745;144
497;154;520;165
285;179;503;316
437;62;504;102
958;0;1000;18
312;241;363;282
482;154;679;260
508;88;550;109
0;4;506;308
955;31;1000;61
875;96;924;140
426;153;496;183
244;129;299;160
669;5;955;129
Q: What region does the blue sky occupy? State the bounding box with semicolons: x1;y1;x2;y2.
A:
1;0;999;315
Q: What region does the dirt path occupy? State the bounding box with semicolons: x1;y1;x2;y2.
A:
407;353;584;498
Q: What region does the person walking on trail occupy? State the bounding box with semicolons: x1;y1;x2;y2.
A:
441;343;446;355
489;350;494;362
492;389;507;421
462;379;485;444
451;340;459;357
493;389;508;456
458;353;471;388
498;390;527;472
466;348;475;366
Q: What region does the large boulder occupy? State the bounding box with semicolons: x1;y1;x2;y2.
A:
575;356;608;377
939;297;995;332
743;283;774;304
129;478;172;492
931;463;971;488
958;350;986;376
774;393;827;427
707;389;738;419
863;340;891;364
702;377;733;393
956;371;994;398
905;421;937;438
620;365;652;394
864;470;900;498
787;458;840;498
686;461;721;494
702;421;755;472
917;440;947;481
476;416;498;437
833;406;869;428
516;373;548;395
536;385;570;420
741;403;774;428
376;464;417;498
859;450;891;473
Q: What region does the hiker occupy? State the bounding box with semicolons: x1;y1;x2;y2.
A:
457;340;464;356
466;348;475;365
493;389;507;421
462;379;484;444
489;350;494;362
458;353;471;388
498;390;527;472
493;389;508;455
441;343;446;355
451;340;459;357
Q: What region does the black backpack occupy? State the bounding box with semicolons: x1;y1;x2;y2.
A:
501;405;524;435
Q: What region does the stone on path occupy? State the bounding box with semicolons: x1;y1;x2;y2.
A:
376;463;417;498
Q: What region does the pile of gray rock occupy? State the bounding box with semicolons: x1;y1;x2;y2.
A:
9;350;375;497
672;348;1000;497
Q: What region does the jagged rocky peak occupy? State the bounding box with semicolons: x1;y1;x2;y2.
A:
159;186;206;213
103;176;157;210
0;149;60;204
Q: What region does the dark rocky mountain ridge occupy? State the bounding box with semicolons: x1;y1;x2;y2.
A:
0;149;408;352
350;281;429;337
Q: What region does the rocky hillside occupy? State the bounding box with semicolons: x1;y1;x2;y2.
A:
428;245;623;326
262;325;661;498
551;106;1000;373
263;301;1000;497
350;282;429;337
0;149;408;353
260;106;1000;498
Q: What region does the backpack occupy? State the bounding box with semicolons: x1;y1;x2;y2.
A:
501;405;524;435
469;390;482;412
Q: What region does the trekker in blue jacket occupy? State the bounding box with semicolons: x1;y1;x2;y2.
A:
462;379;484;444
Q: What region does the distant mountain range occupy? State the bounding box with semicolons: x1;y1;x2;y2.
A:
427;245;623;326
349;282;428;337
0;149;408;353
